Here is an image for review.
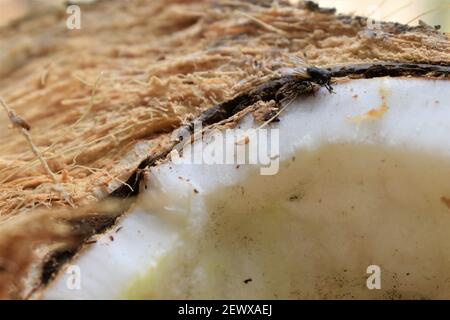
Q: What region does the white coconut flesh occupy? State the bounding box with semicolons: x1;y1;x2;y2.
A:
44;77;450;299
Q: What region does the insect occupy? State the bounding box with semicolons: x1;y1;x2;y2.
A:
305;66;333;93
278;56;334;93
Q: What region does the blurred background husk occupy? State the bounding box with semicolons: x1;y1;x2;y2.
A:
5;0;448;32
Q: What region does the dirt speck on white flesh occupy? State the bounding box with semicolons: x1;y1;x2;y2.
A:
45;78;450;299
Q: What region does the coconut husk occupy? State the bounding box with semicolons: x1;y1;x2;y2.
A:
0;0;449;299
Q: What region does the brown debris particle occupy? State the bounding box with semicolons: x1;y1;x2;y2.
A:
252;100;280;123
236;135;250;145
441;196;450;209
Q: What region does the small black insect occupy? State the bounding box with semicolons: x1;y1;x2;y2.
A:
279;57;334;93
306;67;334;93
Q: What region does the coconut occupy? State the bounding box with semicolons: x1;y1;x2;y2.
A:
43;76;450;300
0;0;449;299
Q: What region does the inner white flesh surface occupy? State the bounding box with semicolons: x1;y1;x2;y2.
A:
45;78;450;300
